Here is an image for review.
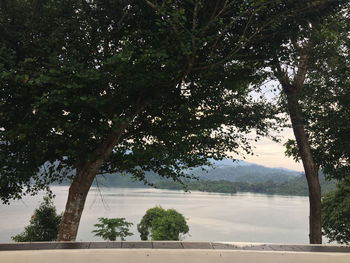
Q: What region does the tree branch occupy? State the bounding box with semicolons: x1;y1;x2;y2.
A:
293;41;312;91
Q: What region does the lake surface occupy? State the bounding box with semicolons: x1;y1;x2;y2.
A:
0;186;310;243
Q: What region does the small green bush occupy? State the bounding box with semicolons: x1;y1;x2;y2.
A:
12;196;62;242
137;206;189;240
92;217;133;241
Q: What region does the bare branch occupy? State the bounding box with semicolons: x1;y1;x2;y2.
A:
143;0;157;9
293;41;312;91
273;56;290;88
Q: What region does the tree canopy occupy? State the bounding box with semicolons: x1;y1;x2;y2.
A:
0;0;345;241
0;0;265;202
284;4;350;180
255;0;349;243
0;0;335;203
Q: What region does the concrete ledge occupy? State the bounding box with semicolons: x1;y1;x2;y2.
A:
0;241;350;253
1;248;350;263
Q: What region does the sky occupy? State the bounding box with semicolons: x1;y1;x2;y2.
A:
229;82;304;172
236;128;304;171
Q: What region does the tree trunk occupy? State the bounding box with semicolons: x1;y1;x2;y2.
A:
56;97;151;241
284;90;322;244
57;122;130;241
57;162;102;241
274;41;322;244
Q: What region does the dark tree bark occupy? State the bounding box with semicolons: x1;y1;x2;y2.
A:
57;100;148;241
57;163;100;241
284;90;322;244
57;124;128;241
275;44;322;244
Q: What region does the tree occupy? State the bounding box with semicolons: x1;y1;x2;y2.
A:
322;179;350;244
269;2;349;243
301;12;350;244
12;196;62;242
305;7;350;244
138;206;165;241
92;217;133;241
272;42;323;244
287;3;350;182
137;206;189;240
0;0;338;241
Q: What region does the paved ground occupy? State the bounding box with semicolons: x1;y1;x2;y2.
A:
1;241;350;253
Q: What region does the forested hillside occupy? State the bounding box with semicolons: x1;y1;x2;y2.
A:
87;160;335;197
154;173;337;196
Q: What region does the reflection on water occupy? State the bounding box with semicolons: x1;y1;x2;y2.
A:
0;186;309;243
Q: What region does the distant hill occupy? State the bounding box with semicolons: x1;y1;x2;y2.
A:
91;158;301;187
188;158;301;183
154;173;337;197
55;158;335;197
50;157;337;196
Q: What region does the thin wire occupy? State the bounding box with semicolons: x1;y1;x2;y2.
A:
89;178;110;211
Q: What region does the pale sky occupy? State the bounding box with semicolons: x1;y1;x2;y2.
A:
231;128;304;171
231;81;305;172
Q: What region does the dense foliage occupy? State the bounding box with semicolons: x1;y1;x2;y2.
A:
282;3;350;181
137;206;189;240
0;0;282;203
264;0;348;243
322;180;350;244
92;217;133;241
0;0;336;203
154;173;336;196
1;0;346;241
0;0;283;240
12;196;62;242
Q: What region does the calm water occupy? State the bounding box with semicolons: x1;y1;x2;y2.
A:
0;186;310;243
